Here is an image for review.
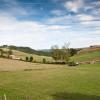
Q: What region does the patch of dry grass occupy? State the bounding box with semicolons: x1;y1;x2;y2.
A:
0;58;63;71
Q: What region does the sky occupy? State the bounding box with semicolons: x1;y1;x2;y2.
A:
0;0;100;49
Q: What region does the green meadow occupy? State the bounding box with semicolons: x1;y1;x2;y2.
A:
71;51;100;62
0;61;100;100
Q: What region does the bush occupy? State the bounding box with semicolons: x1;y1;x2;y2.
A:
30;56;33;62
68;61;76;66
43;58;46;64
26;57;28;62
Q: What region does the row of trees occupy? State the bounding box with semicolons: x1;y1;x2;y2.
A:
26;56;33;62
51;43;70;63
51;43;77;64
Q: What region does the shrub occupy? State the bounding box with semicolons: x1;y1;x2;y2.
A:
26;57;28;61
43;58;46;64
68;61;76;66
30;56;33;62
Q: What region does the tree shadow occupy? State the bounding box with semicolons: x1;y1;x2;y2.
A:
52;92;100;100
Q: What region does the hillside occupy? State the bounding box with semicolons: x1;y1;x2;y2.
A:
0;48;53;63
72;45;100;62
0;45;52;56
77;45;100;54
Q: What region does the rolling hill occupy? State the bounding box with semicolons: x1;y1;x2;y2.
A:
71;45;100;62
0;47;53;63
0;45;52;56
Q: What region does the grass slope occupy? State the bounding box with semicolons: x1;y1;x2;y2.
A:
0;58;100;100
1;48;53;62
71;51;100;62
13;50;53;62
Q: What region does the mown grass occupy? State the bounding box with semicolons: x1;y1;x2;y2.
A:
71;51;100;62
0;62;100;100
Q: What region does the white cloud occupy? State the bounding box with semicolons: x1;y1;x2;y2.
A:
0;14;72;49
46;15;72;24
0;4;99;49
51;10;65;16
64;0;84;13
76;14;94;21
47;25;71;31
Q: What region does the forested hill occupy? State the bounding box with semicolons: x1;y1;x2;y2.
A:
0;45;52;56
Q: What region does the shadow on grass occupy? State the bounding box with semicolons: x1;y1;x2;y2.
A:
52;92;100;100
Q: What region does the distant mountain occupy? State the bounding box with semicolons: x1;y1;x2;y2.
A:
38;49;52;52
0;45;52;57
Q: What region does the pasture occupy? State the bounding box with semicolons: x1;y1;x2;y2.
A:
71;51;100;62
0;58;100;100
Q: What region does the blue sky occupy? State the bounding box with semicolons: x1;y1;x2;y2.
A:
0;0;100;49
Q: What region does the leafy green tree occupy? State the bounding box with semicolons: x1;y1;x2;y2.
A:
30;56;33;62
51;45;60;62
7;49;13;58
26;57;28;61
69;48;77;56
43;58;46;63
0;49;3;57
61;43;70;63
51;43;70;63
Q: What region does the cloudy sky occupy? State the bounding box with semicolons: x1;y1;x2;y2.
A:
0;0;100;49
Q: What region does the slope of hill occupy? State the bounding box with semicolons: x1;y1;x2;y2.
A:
0;45;52;56
0;48;53;62
72;45;100;62
77;45;100;54
72;51;100;62
13;50;53;62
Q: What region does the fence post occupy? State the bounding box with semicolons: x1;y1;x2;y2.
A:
4;94;7;100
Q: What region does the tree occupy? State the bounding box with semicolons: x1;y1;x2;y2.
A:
69;48;77;56
30;56;33;62
0;49;3;57
7;49;13;58
51;45;60;62
43;58;46;64
26;57;28;61
51;43;70;63
61;43;70;63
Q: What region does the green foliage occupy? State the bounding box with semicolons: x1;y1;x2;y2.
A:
0;49;3;57
7;49;13;58
29;56;33;62
68;61;76;66
51;45;59;61
43;58;46;63
51;43;70;63
8;49;13;55
26;57;28;61
69;48;77;56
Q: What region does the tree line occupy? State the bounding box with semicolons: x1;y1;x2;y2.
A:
51;43;77;64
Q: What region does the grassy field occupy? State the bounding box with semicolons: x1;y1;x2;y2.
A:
71;51;100;62
0;58;100;100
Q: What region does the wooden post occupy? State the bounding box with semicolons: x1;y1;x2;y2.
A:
4;94;7;100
